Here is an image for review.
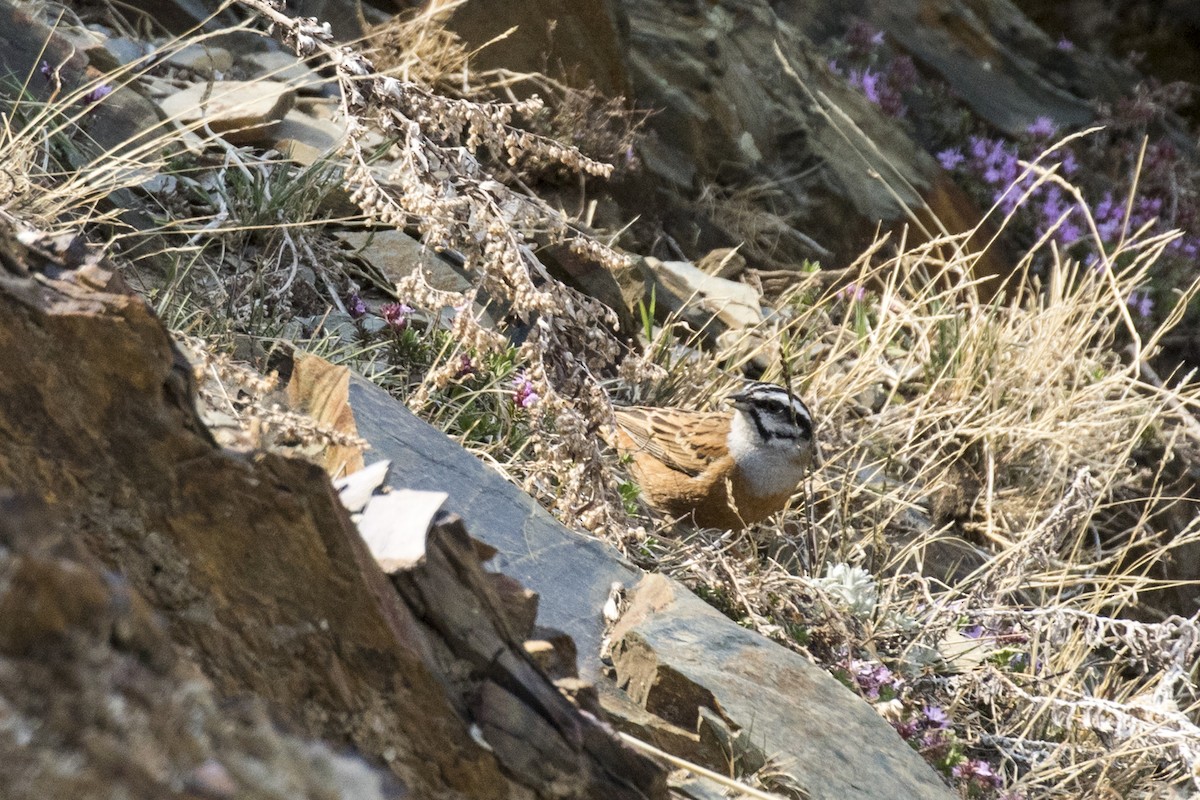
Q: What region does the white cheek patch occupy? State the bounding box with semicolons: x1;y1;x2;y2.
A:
728;413;811;497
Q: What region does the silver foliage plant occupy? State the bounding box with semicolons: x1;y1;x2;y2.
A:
239;0;646;533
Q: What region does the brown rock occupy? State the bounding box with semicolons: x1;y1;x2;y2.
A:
0;222;658;799
436;0;630;98
0;495;399;800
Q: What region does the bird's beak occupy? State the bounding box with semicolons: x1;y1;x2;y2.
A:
727;390;751;411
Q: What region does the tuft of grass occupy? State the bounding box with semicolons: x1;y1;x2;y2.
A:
623;171;1200;796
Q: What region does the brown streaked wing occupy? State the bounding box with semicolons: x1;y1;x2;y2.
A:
614;407;730;477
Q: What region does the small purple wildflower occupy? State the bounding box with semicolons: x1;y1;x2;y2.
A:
1025;115;1056;139
1173;237;1200;259
1094;192;1125;242
877;85;907;118
82;84;113;104
1132;195;1163;227
937;148;965;170
846;68;881;106
512;374;540;409
456;354;476;378
892;719;921;740
922;705;950;729
1056;36;1075;52
1060;150;1079;175
1127;291;1154;319
380;302;414;331
952;758;1001;788
961;624;984;639
347;292;367;319
840;283;867;303
1055;216;1084;246
851;659;898;700
39;60;53;79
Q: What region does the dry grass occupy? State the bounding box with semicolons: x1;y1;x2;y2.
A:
622;196;1200;795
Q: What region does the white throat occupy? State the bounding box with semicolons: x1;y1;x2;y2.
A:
727;412;810;498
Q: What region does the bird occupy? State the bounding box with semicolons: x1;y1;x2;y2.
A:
610;382;817;530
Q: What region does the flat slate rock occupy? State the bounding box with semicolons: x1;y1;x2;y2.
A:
349;376;638;669
348;377;957;800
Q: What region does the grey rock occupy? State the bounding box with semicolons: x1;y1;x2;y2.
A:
348;377;956;800
239;50;333;93
165;42;234;75
610;574;956;800
638;256;765;356
271;108;347;164
96;36;151;66
337;230;498;327
350;376;637;665
159;80;295;145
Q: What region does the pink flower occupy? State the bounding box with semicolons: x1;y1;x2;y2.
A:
380;302;414;331
512;374;540;409
840;283;867;303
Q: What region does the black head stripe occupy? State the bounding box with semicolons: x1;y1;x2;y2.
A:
740;383;814;441
745;404;772;441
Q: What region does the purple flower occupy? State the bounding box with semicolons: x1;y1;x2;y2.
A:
961;624;984;639
892;719;920;740
1056;36;1075;52
840;283;867;302
1054;217;1083;246
922;705;950;729
952;758;1001;788
512;374;540;409
1172;237;1199;259
851;659;898;700
1061;150;1079;175
920;730;950;753
937;148;964;170
347;292;367;319
1127;291;1153;319
859;69;882;105
82;84;113;104
381;302;414;331
878;85;907;118
456;354;476;377
1132;195;1163;227
846;69;883;106
1025;116;1056;139
39;60;53;79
